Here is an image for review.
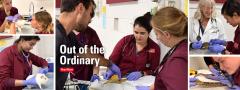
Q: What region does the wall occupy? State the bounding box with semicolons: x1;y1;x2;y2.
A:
12;0;54;18
189;1;236;41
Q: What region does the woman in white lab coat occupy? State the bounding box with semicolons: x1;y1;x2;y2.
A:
189;0;226;48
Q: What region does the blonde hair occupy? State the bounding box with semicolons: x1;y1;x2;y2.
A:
194;0;217;19
34;11;53;33
151;7;187;37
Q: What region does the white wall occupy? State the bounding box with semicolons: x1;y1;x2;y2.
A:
189;1;236;41
12;0;54;18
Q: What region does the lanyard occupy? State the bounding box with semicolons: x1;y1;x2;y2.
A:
22;51;32;75
154;39;186;74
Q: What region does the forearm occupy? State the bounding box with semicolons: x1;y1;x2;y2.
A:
76;49;111;66
0;20;7;33
15;80;25;86
150;84;154;90
93;66;99;75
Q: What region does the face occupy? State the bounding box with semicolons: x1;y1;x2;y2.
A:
3;0;12;11
152;23;170;47
223;14;240;27
213;57;240;75
75;3;93;32
200;5;213;19
20;39;38;52
133;25;149;44
31;16;42;32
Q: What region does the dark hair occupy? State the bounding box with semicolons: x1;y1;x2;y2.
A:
15;36;40;44
221;0;240;17
60;0;94;13
133;12;152;33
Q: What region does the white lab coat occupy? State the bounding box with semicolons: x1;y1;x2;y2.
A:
189;17;227;43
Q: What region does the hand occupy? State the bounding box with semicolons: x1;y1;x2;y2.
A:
208;44;225;53
206;67;225;81
38;68;48;74
191;41;202;49
6;16;14;22
136;86;149;90
228;85;240;90
90;74;100;82
13;14;20;22
23;76;37;86
190;77;197;87
108;64;121;80
209;39;226;45
103;70;114;80
126;71;142;81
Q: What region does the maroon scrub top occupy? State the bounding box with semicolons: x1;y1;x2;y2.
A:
154;40;188;90
233;68;240;86
70;26;104;81
226;26;240;54
0;44;48;90
0;7;18;26
110;35;160;76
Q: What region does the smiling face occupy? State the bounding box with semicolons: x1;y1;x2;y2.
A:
213;57;240;75
133;24;149;44
19;39;38;52
201;5;213;19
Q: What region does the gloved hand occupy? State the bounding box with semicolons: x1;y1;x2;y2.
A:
208;44;225;53
90;74;100;82
126;71;142;81
103;70;114;80
13;14;20;22
206;67;233;87
228;85;240;90
38;68;48;74
190;77;197;87
23;76;37;86
191;41;202;49
210;39;226;45
6;16;14;22
136;86;149;90
109;64;121;80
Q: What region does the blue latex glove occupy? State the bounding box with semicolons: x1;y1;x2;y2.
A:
38;68;48;74
90;74;100;82
126;71;142;81
228;85;240;90
6;16;14;22
208;44;225;53
206;67;233;87
23;76;37;86
13;14;20;22
210;39;226;45
191;41;202;49
190;77;197;87
109;64;121;80
103;70;114;80
136;86;150;90
206;67;225;81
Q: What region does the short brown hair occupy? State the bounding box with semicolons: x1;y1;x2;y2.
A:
151;7;188;37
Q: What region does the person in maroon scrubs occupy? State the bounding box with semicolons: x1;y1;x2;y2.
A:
221;0;240;54
0;0;18;33
136;7;188;90
212;57;240;89
0;36;48;90
104;12;160;81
